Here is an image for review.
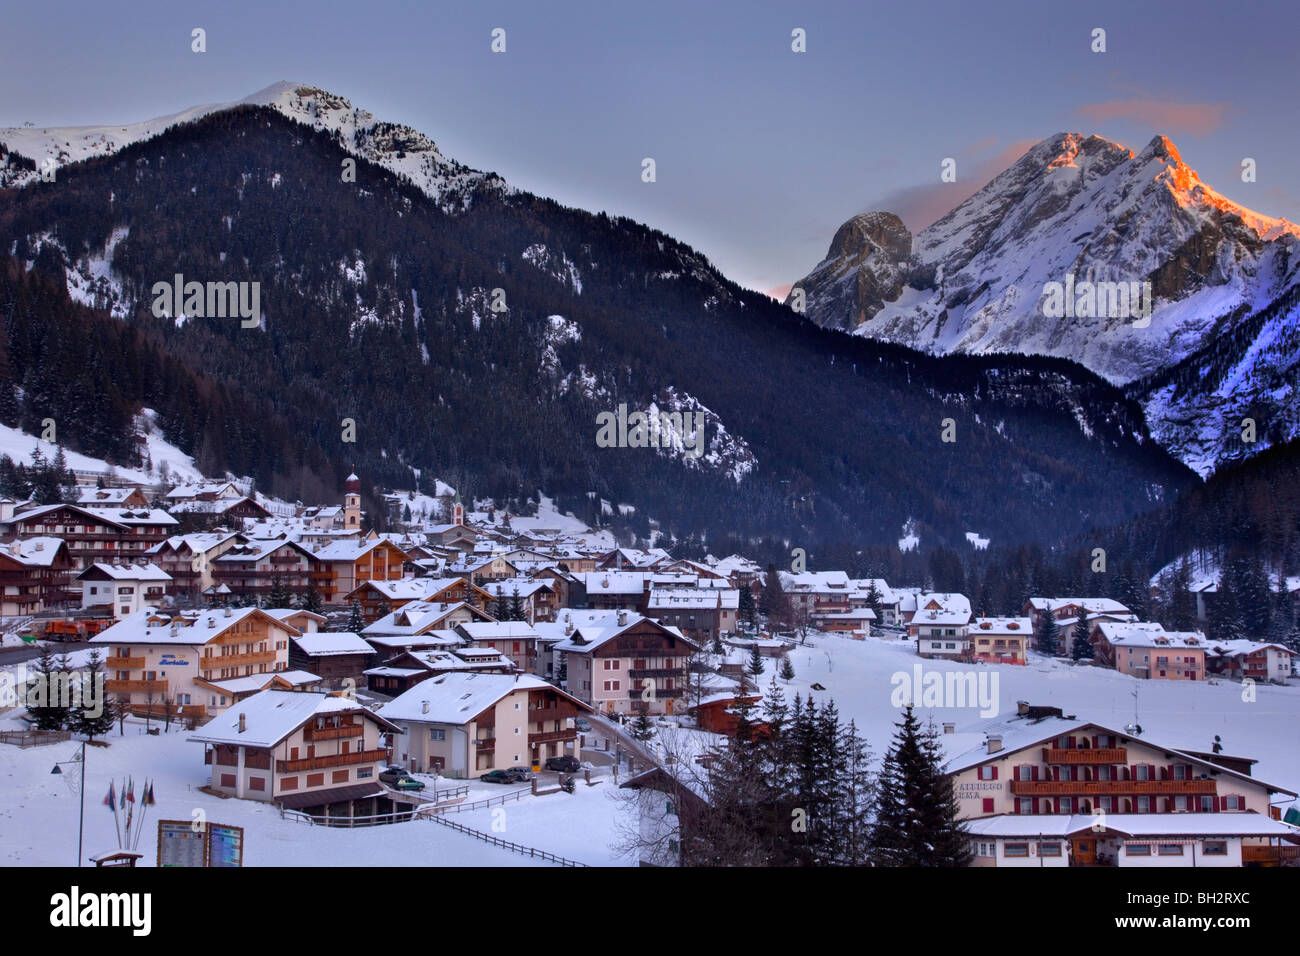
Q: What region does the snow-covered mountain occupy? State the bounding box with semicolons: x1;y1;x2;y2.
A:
1;81;505;211
792;133;1300;475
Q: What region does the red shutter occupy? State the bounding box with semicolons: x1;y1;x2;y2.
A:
990;765;998;780
1032;765;1039;781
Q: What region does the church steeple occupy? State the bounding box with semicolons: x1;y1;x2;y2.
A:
344;470;361;530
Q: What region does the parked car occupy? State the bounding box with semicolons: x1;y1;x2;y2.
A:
381;767;425;790
506;766;534;781
545;755;581;773
480;769;516;784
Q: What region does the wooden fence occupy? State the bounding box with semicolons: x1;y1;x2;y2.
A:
0;729;71;748
427;815;587;866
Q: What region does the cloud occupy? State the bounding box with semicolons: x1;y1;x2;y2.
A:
864;139;1038;233
1074;99;1228;137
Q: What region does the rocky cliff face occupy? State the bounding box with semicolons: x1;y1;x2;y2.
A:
793;132;1300;475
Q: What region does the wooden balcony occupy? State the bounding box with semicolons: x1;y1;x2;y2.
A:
1242;844;1300;865
199;649;277;671
275;748;387;773
105;679;168;695
106;656;145;670
303;723;363;742
1009;779;1216;797
1043;748;1127;765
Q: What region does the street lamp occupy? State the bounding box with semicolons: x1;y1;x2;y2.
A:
51;742;87;867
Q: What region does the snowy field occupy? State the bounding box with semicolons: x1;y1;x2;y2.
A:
755;631;1300;807
3;630;1297;867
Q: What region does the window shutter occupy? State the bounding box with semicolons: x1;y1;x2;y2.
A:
990;765;998;780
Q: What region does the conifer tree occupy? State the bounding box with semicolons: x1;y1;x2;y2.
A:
871;706;971;866
779;656;795;681
69;650;116;741
347;598;364;633
747;642;764;677
1071;613;1094;661
27;643;68;730
1037;611;1060;656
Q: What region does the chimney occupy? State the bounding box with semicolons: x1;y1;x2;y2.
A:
564;621;573;636
1017;700;1030;716
208;618;216;628
943;722;955;734
238;712;246;733
224;607;232;617
617;610;627;627
421;700;429;714
986;734;1003;754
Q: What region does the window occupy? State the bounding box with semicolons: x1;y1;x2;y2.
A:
249;777;265;791
1202;840;1228;856
306;773;325;788
1060;797;1073;814
1137;796;1150;813
1201;796;1216;812
1038;842;1062;857
220;774;236;788
1174;795;1188;811
1125;844;1151;856
1158;844;1184;856
332;770;349;783
982;798;994;814
357;767;373;779
1017;765;1033;781
1004;843;1029;858
1018;798;1033;815
1135;765;1150;781
978;765;997;781
429;729;446;741
1224;795;1243;811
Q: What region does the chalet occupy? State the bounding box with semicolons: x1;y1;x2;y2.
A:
189;689;400;817
911;603;973;661
553;610;700;716
346;575;494;623
1024;597;1137;633
481;576;558;624
382;672;592;777
166;480;243;503
77;486;152;510
619;765;710;867
0;536;75;613
289;632;376;686
310;537;407;603
597;547;670;571
145;532;246;601
644;586;739;644
1091;622;1207;680
812;607;875;639
76;562;172;619
943;703;1300;867
454;620;552;675
211;539;320;601
577;571;647;611
690;691;765;736
168;496;273;528
363;645;514;695
2;503;178;568
969;616;1031;665
196;669;325;705
849;578;901;626
780;570;854;618
1206;640;1294;684
362;600;496;643
91;607;299;719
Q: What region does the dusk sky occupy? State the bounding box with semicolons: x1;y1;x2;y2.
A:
3;0;1297;294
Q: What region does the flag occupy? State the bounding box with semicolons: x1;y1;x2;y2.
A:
144;781;156;807
119;778;126;809
125;800;133;829
103;780;116;809
126;777;135;804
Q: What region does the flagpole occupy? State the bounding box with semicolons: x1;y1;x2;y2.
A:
110;779;123;850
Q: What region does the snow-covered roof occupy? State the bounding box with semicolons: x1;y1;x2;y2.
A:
578;571;648;594
1026;597;1133;615
200;670;322;694
291;632;374;656
455;621;542;642
970;616;1032;636
362;600;486;637
1095;621;1206;649
75;561;172;582
380;672;578;724
0;536;67;566
646;587;739;610
90;607;294;645
1206;639;1293;659
189;689;394;748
